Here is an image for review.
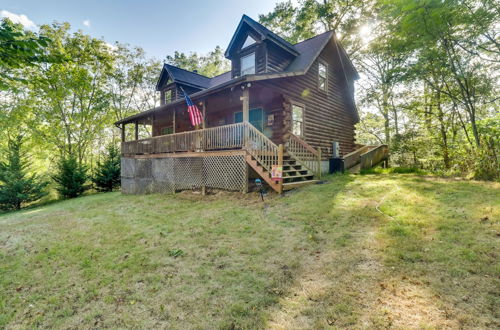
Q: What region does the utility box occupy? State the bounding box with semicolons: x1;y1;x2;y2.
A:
332;141;340;158
329;157;344;173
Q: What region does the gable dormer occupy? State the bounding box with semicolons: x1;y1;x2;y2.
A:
156;64;211;105
225;15;299;78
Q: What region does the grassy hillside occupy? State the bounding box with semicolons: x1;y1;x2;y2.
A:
0;174;498;329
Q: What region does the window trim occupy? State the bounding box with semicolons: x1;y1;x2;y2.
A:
234;107;264;131
318;60;328;92
290;101;306;137
164;89;173;104
240;52;256;76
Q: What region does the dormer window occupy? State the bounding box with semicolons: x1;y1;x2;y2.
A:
242;35;256;49
241;53;255;75
165;89;172;103
318;61;328;91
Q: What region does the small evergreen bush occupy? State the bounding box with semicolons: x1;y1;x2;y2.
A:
92;144;121;192
52;156;89;198
0;136;48;210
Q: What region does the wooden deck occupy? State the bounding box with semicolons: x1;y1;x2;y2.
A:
121;122;321;193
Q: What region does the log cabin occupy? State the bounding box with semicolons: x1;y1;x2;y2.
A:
116;15;387;194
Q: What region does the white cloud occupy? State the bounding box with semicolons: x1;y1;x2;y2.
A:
83;19;91;27
0;10;36;30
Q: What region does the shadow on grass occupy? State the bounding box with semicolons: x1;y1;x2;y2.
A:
376;176;499;328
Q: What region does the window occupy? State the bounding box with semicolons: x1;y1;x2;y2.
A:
292;104;304;136
242;35;256;49
165;89;172;104
241;53;255;76
234;108;263;131
161;126;173;135
318;61;328;91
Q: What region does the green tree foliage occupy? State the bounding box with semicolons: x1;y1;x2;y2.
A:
52;156;88;199
92;144;121;192
0;136;48;210
259;0;374;55
108;43;161;122
165;46;230;77
27;23;114;163
0;18;50;90
263;0;498;179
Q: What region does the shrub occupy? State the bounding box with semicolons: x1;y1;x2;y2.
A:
52;156;88;198
92;144;121;192
0;136;48;210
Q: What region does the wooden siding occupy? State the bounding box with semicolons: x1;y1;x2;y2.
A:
266;42;294;73
256;40;358;159
160;83;200;106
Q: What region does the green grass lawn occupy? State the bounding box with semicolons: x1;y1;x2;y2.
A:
1;174;498;329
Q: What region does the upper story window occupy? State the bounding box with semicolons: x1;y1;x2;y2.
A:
292;104;304;136
318;61;328;91
241;53;256;76
165;89;172;103
242;35;256;49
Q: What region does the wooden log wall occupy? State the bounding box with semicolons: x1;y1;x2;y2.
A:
256;40;358;159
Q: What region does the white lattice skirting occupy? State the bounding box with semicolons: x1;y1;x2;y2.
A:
121;155;247;194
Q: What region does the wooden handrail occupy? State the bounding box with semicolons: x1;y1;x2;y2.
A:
288;133;319;156
285;133;321;178
243;122;279;173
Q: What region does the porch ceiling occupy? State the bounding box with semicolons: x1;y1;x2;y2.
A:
115;76;286;127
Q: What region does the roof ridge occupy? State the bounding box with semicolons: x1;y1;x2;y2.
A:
164;63;211;79
210;70;231;79
242;15;294;48
292;30;334;46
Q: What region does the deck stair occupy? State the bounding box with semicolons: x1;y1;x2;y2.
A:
343;144;389;173
244;125;320;193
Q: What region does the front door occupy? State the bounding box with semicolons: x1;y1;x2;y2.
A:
235;108;264;131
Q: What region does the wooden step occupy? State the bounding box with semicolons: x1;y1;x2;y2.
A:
282;180;319;191
283;169;308;174
282;174;314;180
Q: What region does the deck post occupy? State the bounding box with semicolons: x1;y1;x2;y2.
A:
134;121;139;140
317;147;322;179
202;100;206;129
241;87;249;146
242;87;249;123
278;143;284;193
172;108;176;134
243;163;249;193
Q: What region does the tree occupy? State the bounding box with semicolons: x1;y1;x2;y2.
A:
52;156;88;199
107;43;161;122
28;22;114;163
0;18;51;90
92;144;121;192
379;0;498;148
0;136;48;210
165;46;230;77
259;0;375;56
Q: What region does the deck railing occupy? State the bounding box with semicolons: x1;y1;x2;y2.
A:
244;122;278;173
121;122;246;155
286;133;321;177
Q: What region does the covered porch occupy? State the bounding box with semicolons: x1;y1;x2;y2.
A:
117;81;287;155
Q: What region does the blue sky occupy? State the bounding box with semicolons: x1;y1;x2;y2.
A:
1;0;282;59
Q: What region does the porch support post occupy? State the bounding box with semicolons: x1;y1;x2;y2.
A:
202;100;206;129
172;108;176;133
242;87;249;123
121;123;126;142
134;121;139;140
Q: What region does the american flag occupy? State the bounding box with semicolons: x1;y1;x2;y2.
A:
182;90;203;127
